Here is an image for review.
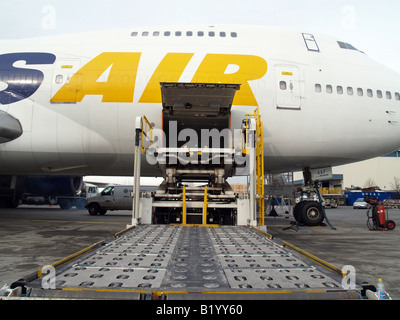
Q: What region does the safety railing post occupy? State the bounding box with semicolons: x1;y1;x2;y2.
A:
182;186;187;225
203;186;208;225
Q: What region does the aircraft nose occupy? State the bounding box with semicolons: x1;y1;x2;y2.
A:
0;110;23;143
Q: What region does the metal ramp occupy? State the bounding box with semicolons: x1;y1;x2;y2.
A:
25;225;359;299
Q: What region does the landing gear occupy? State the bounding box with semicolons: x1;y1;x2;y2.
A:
293;168;325;227
294;200;324;226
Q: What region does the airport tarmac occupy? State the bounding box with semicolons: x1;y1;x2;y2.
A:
0;205;399;299
0;206;130;289
267;207;400;299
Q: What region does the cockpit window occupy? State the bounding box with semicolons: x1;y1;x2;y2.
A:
346;43;358;50
302;33;320;52
337;41;363;53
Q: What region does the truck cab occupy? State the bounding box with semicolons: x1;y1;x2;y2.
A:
86;185;133;215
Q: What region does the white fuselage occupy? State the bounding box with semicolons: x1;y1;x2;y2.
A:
1;25;400;177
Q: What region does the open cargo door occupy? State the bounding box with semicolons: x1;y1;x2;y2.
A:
161;82;240;148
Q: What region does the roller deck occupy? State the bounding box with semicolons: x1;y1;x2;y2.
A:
23;225;360;299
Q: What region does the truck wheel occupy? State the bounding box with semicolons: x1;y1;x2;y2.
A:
88;203;100;215
301;201;324;226
59;199;72;210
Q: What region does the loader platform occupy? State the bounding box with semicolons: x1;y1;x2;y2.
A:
23;225;360;300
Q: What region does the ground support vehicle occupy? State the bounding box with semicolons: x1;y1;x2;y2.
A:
86;185;133;215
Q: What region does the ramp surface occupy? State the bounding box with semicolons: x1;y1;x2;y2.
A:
34;225;349;297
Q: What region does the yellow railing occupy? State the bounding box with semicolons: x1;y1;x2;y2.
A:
140;116;154;153
245;107;265;226
182;186;186;225
254;107;265;226
203;186;208;225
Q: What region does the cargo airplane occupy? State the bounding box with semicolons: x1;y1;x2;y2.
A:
1;25;399;223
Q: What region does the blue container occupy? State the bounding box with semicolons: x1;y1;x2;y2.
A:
344;191;392;206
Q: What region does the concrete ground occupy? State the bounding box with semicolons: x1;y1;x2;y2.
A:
266;206;400;299
0;205;399;299
0;206;130;287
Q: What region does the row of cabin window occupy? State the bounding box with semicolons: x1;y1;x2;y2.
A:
131;31;238;38
315;84;400;101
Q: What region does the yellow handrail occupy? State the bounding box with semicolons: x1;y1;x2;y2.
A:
203;186;208;225
244;107;265;226
256;107;265;226
182;186;186;225
140;116;154;153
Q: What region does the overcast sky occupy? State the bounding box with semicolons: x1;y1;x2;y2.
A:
1;0;400;73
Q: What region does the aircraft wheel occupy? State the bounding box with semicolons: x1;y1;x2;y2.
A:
294;201;324;226
293;201;306;222
301;201;324;226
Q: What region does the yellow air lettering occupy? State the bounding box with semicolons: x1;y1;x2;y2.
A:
139;53;194;103
51;52;141;103
191;54;268;106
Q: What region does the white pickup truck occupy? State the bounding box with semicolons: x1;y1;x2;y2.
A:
86;185;133;215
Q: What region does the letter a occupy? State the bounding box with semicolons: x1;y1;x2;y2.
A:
51;52;141;103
